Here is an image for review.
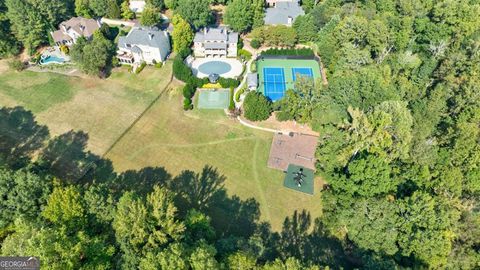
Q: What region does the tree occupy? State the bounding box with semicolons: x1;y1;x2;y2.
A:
89;0;109;17
189;242;218;270
224;0;253;33
42;186;86;229
140;4;162;26
293;14;319;43
172;14;194;53
279;77;320;123
175;0;212;29
397;192;459;268
70;32;115;77
5;0;47;54
227;251;257;270
1;220;114;269
113;186;185;268
147;0;164;9
251;0;265;28
243;92;272;121
75;0;93;17
0;168;51;229
121;0;135;20
106;0;121;18
251;25;297;47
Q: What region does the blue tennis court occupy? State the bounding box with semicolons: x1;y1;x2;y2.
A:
292;67;314;81
263;67;286;101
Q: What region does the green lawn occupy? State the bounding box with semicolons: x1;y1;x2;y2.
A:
0;60;322;230
0;61;173;154
106;89;322;230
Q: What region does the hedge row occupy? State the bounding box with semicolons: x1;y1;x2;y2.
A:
261;48;314;56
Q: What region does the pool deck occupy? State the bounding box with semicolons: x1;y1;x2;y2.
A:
257;59;321;99
40;47;71;65
190;57;244;79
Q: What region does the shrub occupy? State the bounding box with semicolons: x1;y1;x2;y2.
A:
243;92;272;121
218;77;240;88
182;83;196;99
183;97;193;110
8;59;25;71
229;87;235;111
60;45;69;55
235;86;246;102
275;110;294;122
135;62;147;74
261;48;314;57
173;54;194;82
155;62;163;68
238;49;252;61
250;61;257;72
251;39;261;49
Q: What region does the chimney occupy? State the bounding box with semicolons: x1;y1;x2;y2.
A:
287;16;293;25
148;33;154;40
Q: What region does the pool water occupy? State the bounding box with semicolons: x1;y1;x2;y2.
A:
198;61;232;75
41;56;66;65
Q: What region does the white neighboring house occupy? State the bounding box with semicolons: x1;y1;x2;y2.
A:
193;27;238;58
50;17;101;47
117;27;171;65
129;0;146;12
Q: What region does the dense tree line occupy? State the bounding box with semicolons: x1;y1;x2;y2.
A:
274;0;480;268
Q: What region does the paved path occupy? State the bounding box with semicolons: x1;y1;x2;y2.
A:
236;116;280;133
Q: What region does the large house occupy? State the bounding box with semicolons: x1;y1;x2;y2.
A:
193;27;238;58
264;0;305;26
117;27;171;65
51;17;101;47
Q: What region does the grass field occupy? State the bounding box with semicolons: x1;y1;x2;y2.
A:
0;60;322;230
106;89;322;230
0;60;173;154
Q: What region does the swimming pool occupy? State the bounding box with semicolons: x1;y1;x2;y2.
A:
197;61;232;75
40;55;66;65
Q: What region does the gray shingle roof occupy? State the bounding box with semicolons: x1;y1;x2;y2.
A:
265;1;305;25
247;73;258;87
118;27;170;60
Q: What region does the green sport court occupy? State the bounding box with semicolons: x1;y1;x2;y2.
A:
284;164;315;195
197;89;231;109
257;58;322;101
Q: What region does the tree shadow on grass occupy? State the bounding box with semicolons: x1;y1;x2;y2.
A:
171;166;260;239
0;106;50;168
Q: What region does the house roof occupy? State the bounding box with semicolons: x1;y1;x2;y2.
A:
62;17;100;37
268;133;318;171
264;1;305;25
51;17;100;43
118;27;171;60
51;30;73;43
247;73;258;87
194;27;239;43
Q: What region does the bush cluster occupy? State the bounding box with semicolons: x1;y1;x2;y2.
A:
243;92;272;121
218;78;240;88
135;62;147;74
261;48;314;57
